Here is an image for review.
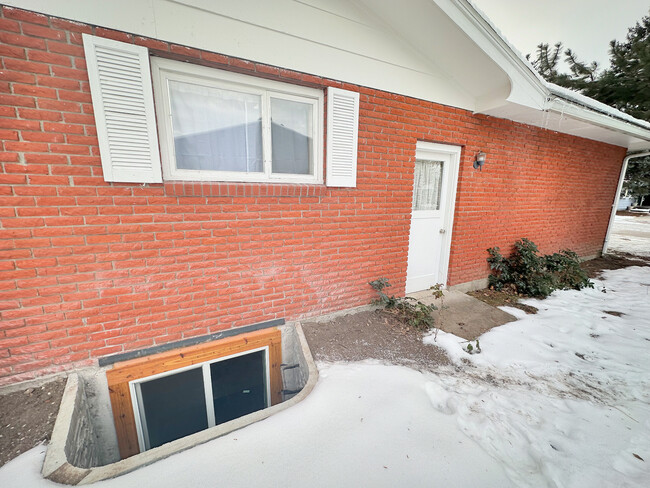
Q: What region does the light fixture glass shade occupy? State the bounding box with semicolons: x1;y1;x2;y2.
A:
473;151;486;169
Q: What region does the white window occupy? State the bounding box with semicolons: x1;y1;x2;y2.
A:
151;57;324;184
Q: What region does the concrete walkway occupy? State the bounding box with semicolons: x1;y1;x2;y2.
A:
408;289;516;341
609;213;650;257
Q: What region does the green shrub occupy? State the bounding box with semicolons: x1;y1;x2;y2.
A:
487;238;593;298
369;278;437;330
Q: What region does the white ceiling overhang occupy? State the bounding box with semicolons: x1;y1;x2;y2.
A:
437;0;650;151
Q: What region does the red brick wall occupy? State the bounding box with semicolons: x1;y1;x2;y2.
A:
0;6;626;385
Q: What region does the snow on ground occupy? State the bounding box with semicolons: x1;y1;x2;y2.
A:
1;363;515;488
3;220;650;488
2;266;649;487
608;214;650;257
425;266;650;487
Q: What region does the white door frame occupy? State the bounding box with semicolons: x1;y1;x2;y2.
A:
407;141;461;290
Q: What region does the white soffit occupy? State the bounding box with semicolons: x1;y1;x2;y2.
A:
482;104;650;151
355;0;511;105
433;0;650;151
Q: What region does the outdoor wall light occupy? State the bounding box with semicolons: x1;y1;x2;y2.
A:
473;151;486;170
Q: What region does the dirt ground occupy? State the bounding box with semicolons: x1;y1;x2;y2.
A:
616;210;649;217
1;251;648;470
0;378;66;467
581;251;650;277
302;309;450;370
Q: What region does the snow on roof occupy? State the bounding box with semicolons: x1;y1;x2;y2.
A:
464;0;650;135
547;82;650;131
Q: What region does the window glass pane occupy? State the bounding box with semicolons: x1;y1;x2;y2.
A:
211;350;267;425
271;98;313;175
413;160;443;211
139;367;207;449
169;80;263;173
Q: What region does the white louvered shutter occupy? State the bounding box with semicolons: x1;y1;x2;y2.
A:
83;34;162;183
326;87;359;188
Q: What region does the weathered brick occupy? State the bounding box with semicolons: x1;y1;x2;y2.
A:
2;6;49;25
0;5;627;388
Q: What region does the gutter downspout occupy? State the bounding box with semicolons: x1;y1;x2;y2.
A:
602;151;650;254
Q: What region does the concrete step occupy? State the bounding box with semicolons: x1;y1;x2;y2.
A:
407;289;517;340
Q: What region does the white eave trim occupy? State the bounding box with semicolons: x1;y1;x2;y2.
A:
446;1;650;146
545;96;650;143
441;0;547;108
452;1;546;92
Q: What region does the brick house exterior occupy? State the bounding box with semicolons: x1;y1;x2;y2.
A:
0;3;646;386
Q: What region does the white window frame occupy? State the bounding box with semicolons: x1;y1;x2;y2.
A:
151;57;324;184
129;346;271;452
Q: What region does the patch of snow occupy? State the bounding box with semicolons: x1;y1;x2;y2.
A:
2;268;649;487
0;362;514;488
497;305;529;319
424;267;650;487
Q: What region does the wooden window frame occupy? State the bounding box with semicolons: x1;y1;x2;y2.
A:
106;328;282;459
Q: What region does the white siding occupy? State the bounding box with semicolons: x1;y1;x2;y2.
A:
4;0;476;111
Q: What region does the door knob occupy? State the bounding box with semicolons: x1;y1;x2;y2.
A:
439;229;446;234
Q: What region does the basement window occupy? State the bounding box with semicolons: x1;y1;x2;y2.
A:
130;347;270;451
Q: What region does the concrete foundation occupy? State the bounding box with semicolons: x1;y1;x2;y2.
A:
449;277;489;294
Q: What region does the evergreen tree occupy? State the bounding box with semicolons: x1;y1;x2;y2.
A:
590;14;650;121
528;12;650;122
563;48;599;92
529;12;650;204
526;43;567;85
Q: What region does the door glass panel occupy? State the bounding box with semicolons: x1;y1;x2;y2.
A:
413;160;443;211
139;367;208;449
211;350;267;425
271;98;313;175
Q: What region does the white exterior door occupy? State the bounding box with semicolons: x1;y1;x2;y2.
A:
405;142;461;293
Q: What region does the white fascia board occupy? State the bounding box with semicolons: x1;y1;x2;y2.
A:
436;0;547;111
546;98;650;149
547;83;650;132
440;1;650;149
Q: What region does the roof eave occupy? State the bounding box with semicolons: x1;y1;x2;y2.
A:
448;0;650;148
